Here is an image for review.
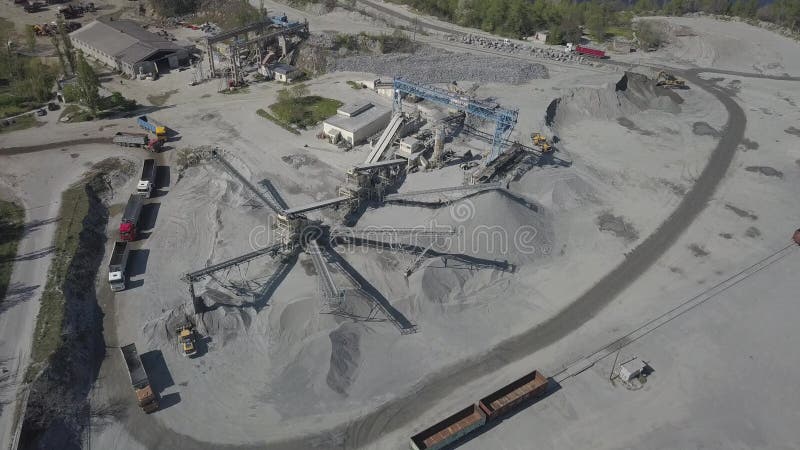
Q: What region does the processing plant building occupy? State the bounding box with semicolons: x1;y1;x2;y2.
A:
69;18;190;77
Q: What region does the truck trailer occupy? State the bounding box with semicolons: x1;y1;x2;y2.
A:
120;194;144;241
137;115;167;138
409;369;549;449
113;132;162;151
410;404;486;450
478;370;548;420
137;159;157;198
570;44;606;58
108;241;129;291
120;344;159;413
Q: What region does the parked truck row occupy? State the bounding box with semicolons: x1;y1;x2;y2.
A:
410;369;548;450
106;158;158;291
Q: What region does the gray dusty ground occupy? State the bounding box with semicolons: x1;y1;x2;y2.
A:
2;1;800;449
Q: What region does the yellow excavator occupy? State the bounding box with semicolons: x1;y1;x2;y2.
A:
656;71;687;89
176;324;198;357
531;132;553;153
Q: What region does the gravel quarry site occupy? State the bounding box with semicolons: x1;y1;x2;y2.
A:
1;1;800;449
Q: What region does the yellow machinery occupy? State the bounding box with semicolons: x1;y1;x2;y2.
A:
531;132;553;153
176;324;197;357
656;71;686;89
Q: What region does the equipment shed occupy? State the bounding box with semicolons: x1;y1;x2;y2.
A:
323;103;391;146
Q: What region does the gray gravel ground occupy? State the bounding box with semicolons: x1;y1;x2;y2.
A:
330;47;549;84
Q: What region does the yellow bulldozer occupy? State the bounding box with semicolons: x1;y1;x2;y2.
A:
656;71;687;89
176;324;198;357
531;132;553;153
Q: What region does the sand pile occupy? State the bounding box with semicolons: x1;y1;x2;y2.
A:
429;190;554;265
513;171;598;212
546;72;683;130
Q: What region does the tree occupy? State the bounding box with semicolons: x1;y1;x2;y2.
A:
51;35;66;75
75;51;100;113
25;25;37;53
57;19;75;74
634;20;664;49
290;83;309;99
585;1;609;42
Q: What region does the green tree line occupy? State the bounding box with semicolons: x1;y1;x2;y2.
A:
391;0;800;40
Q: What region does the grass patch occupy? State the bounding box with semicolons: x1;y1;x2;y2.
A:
0;200;25;304
25;159;128;381
268;94;342;129
146;89;179;106
59;104;94;123
607;26;634;39
256;108;301;135
347;80;364;89
27;184;88;377
0;114;41;134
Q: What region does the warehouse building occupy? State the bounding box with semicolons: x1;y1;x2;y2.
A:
69;18;190;77
323;102;391;146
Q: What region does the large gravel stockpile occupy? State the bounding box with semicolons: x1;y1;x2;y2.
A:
546;72;683;129
330;47;549;84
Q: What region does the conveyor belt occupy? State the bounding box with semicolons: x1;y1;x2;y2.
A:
184;244;282;282
383;182;503;201
212;150;285;215
283;195;352;216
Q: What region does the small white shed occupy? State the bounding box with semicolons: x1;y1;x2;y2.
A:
619;359;648;382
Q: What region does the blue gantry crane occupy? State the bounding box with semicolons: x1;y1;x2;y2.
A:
392;77;519;163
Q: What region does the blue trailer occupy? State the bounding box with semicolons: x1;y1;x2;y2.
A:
137;115;166;138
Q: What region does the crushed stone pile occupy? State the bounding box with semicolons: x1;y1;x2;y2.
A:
545;72;683;129
330;46;549;84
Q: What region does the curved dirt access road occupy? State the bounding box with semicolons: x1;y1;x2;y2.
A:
107;70;790;450
338;70;745;448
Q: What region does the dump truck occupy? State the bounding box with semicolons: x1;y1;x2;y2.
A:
478;370;548;420
113;132;162;151
410;404;486;450
120;344;159;413
176;324;198;357
566;43;605;58
108;241;129;291
137;115;167;138
119;194;144;241
137;158;157;198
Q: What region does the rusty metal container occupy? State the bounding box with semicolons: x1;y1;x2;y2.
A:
409;404;486;450
478;370;548;420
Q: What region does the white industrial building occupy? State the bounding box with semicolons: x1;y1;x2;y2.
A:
323;102;392;146
69;18;190;77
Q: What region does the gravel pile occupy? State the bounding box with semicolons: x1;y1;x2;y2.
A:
330;47;548;84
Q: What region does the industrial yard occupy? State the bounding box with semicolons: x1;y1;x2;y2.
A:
1;0;800;449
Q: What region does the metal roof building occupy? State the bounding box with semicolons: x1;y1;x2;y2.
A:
69;18;190;77
323;103;392;147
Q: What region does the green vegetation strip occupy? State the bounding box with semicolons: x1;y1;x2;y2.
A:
257;108;301;135
266;85;342;130
27;183;90;376
0;200;25;303
0;114;41;134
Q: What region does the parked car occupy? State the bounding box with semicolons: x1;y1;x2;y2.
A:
36;108;47;116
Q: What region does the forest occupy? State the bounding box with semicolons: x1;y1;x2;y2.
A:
388;0;800;39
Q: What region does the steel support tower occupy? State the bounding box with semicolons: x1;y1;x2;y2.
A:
392;77;518;163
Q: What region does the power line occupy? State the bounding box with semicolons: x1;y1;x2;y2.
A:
556;243;797;382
